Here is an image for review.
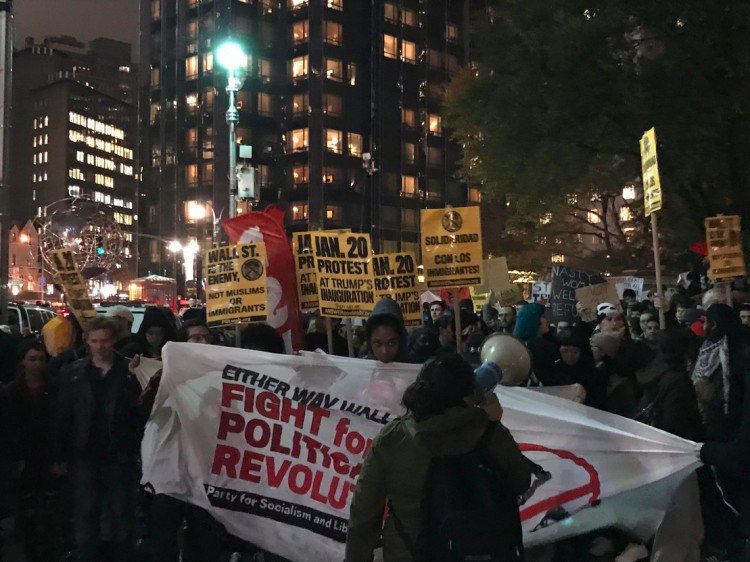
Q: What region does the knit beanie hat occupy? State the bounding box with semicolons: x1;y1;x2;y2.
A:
590;332;621;359
513;302;546;341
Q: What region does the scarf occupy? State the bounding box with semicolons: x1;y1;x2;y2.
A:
691;336;731;413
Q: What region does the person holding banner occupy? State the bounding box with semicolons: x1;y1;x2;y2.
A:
346;353;531;562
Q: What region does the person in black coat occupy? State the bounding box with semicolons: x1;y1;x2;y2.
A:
0;338;60;561
555;330;608;410
634;329;704;441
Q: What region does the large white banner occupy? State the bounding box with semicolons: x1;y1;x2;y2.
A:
142;343;701;562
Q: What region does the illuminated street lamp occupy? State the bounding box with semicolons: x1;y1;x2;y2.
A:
217;40;248;219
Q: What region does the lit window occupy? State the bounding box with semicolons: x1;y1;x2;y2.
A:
348;133;363;156
325;58;343;81
587;211;601;224
402;108;416;127
327;0;343;10
151;66;160;87
539;213;552;224
401;175;417;196
403;142;415;163
292;21;308;43
326;206;341;220
402;40;416;63
33;154;37;165
151;0;160;19
384;34;398;59
76;151;85;162
348;63;357;86
290;55;308;78
619;207;633;222
384;2;397;22
401;8;417;26
203;51;213;72
204;88;215;109
150;102;160;124
289;0;307;8
255;92;271;115
292;166;309;184
446;23;459;42
186;164;198;185
288;128;309;152
622;186;636;200
291;93;308;114
322;168;337;184
468;187;482;203
68;185;81;197
185;55;198;79
325;129;343;153
325;21;342;45
186;93;198;109
186;128;198;148
291;203;308;221
428;114;442;134
323;94;342;116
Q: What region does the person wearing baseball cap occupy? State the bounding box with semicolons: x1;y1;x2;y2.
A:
105;306;139;356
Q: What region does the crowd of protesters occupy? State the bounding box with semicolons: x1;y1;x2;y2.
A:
0;270;749;562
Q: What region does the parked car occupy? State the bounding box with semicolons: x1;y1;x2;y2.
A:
8;303;59;335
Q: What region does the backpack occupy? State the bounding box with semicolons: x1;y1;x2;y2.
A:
392;431;524;562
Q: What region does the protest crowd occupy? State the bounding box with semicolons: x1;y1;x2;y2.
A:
1;256;750;562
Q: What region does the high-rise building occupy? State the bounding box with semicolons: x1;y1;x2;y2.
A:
140;0;475;282
10;37;139;283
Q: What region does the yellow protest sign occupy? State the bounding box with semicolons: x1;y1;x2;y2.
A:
705;215;746;281
314;232;374;318
421;206;483;289
293;230;350;312
372;252;421;327
205;243;268;327
292;232;319;312
640;127;663;217
49;248;96;325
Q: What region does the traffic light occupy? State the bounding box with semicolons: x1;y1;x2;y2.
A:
96;236;106;256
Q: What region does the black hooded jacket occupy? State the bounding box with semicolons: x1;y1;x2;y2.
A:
363;296;410;363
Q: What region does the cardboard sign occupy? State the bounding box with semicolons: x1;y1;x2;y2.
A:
293;230;351;312
532;282;551;303
421;206;483;288
640;127;663;217
206;243;268;327
472;257;522;306
548;266;604;323
372;253;421;327
575;282;622;323
49;248;96;325
705;215;746;281
313;232;374;318
292;232;319;312
470;286;488;312
610;276;644;300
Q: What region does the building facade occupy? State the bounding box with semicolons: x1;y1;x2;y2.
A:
140;0;475;282
10;37;139;283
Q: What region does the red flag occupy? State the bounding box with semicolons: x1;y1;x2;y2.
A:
223;210;305;352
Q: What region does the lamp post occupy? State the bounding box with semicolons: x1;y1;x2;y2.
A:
217;41;247;219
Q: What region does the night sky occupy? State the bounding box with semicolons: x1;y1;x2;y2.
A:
14;0;140;59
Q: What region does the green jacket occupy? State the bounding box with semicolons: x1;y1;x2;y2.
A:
345;406;532;562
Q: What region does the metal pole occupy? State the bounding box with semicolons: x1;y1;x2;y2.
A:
226;70;239;219
0;1;12;324
651;212;666;329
